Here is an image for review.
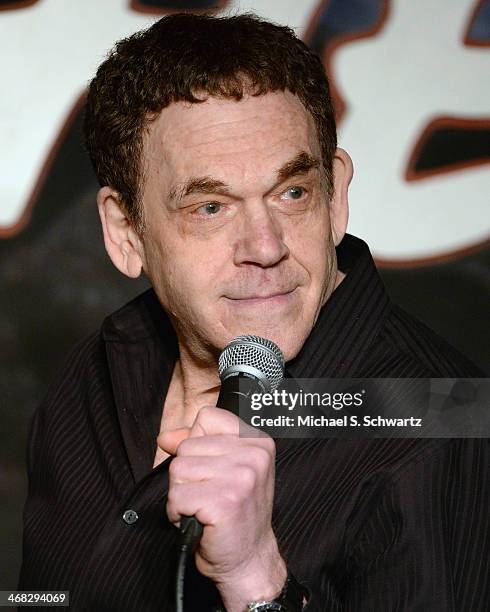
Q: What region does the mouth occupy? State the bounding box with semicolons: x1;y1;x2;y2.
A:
224;288;297;306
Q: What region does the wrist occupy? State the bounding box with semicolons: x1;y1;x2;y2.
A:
216;537;287;612
246;570;309;612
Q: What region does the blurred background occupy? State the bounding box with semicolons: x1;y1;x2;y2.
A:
1;0;488;592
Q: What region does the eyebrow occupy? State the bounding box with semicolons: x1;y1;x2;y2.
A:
168;150;321;203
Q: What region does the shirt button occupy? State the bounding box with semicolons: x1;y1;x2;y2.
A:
122;509;139;525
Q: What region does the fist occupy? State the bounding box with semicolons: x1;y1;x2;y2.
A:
157;406;287;610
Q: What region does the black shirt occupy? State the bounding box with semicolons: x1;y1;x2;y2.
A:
19;235;489;610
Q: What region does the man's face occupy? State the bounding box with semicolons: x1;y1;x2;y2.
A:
139;90;338;362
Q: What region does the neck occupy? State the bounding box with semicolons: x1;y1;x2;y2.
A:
169;342;221;426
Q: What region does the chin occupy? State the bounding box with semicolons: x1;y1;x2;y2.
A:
226;326;305;363
219;290;319;360
217;301;315;361
277;335;305;362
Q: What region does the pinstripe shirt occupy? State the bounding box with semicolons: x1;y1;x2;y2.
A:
19;234;489;611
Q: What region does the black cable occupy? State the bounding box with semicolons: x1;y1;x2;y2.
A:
176;516;204;612
175;546;187;612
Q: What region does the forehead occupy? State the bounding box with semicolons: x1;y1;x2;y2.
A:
143;90;321;188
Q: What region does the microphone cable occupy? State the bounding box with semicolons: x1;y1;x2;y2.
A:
176;516;203;612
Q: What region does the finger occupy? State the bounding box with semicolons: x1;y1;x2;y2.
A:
189;406;241;437
196;406;274;440
169;454;235;484
176;431;275;460
166;480;221;525
189;405;266;438
157;427;190;456
167;477;248;526
156;407;240;455
171;437;275;483
175;433;239;457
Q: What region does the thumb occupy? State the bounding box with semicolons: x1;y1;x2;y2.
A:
157;427;190;456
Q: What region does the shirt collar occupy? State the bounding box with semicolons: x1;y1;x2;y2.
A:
286;234;392;378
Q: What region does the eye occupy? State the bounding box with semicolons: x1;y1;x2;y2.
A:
282;186;307;200
196;202;222;216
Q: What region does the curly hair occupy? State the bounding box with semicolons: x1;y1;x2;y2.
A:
83;12;337;233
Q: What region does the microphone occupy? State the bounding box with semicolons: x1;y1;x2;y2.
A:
217;334;285;414
179;335;285;547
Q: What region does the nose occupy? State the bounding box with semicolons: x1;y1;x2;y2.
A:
233;200;289;268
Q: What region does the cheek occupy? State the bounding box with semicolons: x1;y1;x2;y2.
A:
148;241;223;314
288;219;332;283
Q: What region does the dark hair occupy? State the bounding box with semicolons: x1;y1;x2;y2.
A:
83;12;337;232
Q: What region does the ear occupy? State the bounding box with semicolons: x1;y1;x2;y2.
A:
97;186;144;278
329;148;353;246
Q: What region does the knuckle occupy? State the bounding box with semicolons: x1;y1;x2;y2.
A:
250;445;273;472
263;436;276;456
177;437;192;455
237;465;257;492
197;405;215;421
168;457;181;479
222;486;242;509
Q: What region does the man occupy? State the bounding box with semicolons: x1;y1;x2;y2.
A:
20;12;488;612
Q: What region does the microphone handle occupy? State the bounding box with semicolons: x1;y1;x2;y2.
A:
179;375;265;547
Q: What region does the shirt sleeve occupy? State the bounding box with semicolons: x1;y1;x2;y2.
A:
303;439;489;611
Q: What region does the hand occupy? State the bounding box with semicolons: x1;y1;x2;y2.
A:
158;406;287;612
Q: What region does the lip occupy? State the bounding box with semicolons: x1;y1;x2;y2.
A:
225;288;297;305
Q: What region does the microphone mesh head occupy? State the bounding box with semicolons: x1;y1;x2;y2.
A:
218;335;285;391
